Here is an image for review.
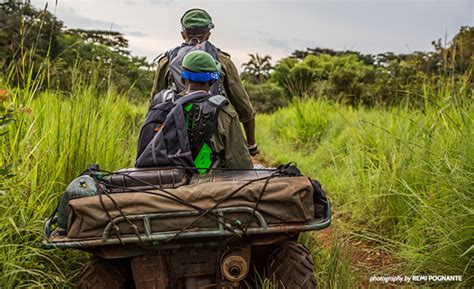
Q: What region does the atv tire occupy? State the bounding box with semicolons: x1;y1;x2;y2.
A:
78;256;134;289
266;241;317;289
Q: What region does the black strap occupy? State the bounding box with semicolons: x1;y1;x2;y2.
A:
191;95;228;159
276;163;302;176
174;91;210;106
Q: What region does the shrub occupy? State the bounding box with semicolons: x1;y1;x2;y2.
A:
244;81;288;114
262;27;474;107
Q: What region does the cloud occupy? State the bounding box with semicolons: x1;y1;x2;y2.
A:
256;30;290;52
53;6;124;31
126;30;148;37
119;0;175;5
34;3;151;40
30;0;472;68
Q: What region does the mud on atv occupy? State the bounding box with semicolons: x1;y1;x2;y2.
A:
43;164;331;289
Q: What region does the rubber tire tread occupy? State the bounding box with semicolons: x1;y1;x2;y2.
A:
266;241;317;289
77;256;133;289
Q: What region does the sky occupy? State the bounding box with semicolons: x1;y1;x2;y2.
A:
31;0;473;69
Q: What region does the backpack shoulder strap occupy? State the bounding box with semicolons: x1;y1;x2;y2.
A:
188;94;227;172
207;94;228;108
152;52;167;65
150;89;176;108
166;44;186;62
174;91;209;107
201;41;220;60
193;94;228;151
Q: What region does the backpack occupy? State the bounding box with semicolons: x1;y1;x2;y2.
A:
135;90;228;172
276;163;329;219
167;41;223;95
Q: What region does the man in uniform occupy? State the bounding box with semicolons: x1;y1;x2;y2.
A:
178;50;253;169
151;8;258;156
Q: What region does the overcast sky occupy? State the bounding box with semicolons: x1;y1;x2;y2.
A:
31;0;473;69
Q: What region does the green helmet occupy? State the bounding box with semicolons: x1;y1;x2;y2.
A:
182;51;221;82
180;8;214;30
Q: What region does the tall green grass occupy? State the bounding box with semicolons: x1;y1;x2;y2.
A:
0;83;145;287
1;28;472;286
2;86;471;287
256;96;473;287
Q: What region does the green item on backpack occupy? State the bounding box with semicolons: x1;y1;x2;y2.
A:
194;143;213;174
184;103;194;129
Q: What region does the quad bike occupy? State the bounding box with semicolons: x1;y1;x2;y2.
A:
43;165;331;289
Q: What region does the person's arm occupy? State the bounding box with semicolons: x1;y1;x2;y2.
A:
242;118;256;146
219;52;257;148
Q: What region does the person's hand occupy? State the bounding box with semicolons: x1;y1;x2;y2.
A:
248;143;259;156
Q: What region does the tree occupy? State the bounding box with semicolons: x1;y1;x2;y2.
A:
0;2;154;100
0;1;63;86
433;26;474;74
243;81;287;113
0;1;63;61
291;47;375;66
65;29;130;56
241;53;273;84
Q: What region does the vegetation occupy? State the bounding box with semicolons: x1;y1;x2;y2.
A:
245;26;473;110
247;25;473;288
0;75;144;288
256;94;473;287
0;1;472;288
241;53;273;84
0;1;153;101
242;81;287;114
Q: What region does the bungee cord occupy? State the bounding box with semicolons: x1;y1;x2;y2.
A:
88;167;281;242
49;164;301;244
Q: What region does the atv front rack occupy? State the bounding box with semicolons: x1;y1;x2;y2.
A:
43;204;331;249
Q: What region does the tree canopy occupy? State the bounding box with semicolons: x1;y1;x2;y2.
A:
0;1;153;100
241;53;273;84
244;26;473;109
